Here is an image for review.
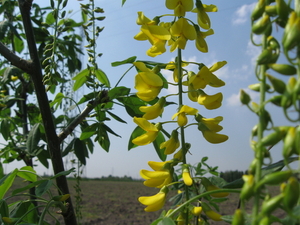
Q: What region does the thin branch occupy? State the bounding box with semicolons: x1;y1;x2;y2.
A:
0;41;33;73
58;91;109;143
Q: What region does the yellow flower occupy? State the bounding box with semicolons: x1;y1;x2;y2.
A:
189;65;225;89
140;161;173;188
138;187;168;212
172;105;198;127
191;206;203;216
132;117;161;146
140;97;166;120
166;61;189;83
173;149;183;161
193;2;218;30
134;62;163;102
195;28;214;53
198;92;223;110
165;0;194;17
10;75;19;81
160;130;180;154
196;115;228;144
202;202;222;221
169;18;197;52
182;166;193;186
134;12;171;57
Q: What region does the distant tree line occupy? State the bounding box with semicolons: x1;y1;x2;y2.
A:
220;170;246;183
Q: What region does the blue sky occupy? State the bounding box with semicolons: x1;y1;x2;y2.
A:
5;0;294;178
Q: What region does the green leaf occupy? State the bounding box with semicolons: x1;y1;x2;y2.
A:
12;180;45;195
98;124;110;152
106;110;127;124
1;118;10;141
0;162;3;179
102;123;121;138
36;149;49;168
46;11;55;25
117;95;145;117
13;35;24;53
17;166;37;182
0;199;9;218
51;168;75;179
77;92;96;105
121;0;127;6
72;68;89;91
153;132;166;161
62;138;75;157
108;86;130;100
35;180;53;197
0;169;18;199
10;201;38;222
128;126;145;150
26;123;41;154
74;138;88;165
80;123;98;140
50;92;65;110
111;56;136;67
158;217;176;225
95;68;110;87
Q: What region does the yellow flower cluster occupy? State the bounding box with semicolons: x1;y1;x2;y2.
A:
134;1;217;57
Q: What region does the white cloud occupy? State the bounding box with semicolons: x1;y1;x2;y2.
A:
232;3;256;25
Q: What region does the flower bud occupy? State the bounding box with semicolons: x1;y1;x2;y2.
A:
251;0;266;21
268;63;296;76
256;170;292;189
257;48;274;65
252;15;271;35
265;5;277;17
276;0;291;20
261;126;289;146
240;89;251;105
266;74;286;94
269;95;282;107
283;12;300;51
295;126;300;155
283;177;300;211
259;216;270;225
232;209;244;225
240;175;255;200
283;126;296;158
191;206;202;216
261;193;284;216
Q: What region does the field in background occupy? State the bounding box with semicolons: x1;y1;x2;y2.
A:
6;178;284;225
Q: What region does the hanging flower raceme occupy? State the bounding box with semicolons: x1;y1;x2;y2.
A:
134;12;171;57
139;186;169;212
165;0;194;17
197;91;223;110
169;17;197;52
192;2;218;30
196;114;228;144
140;97;166;120
134;62;164;102
140;160;174;188
165;61;189;83
132;117;161;146
172;105;198;127
160;130;180;154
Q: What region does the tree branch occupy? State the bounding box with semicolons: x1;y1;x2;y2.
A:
17;0;77;224
58;91;108;143
0;41;33;73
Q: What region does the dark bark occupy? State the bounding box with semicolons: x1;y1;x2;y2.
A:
15;1;77;224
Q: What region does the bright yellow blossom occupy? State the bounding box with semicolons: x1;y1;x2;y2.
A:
189;65;225;89
132;117;161;146
140;161;173;188
140;97;166;120
182;166;193;186
134;12;171;57
195;28;214;53
191;206;203;216
10;75;19;81
160;130;180;154
198;92;223;110
165;0;194;17
172;105;198;127
169;18;197;52
193;2;218;30
134;62;163;102
139;186;168;212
